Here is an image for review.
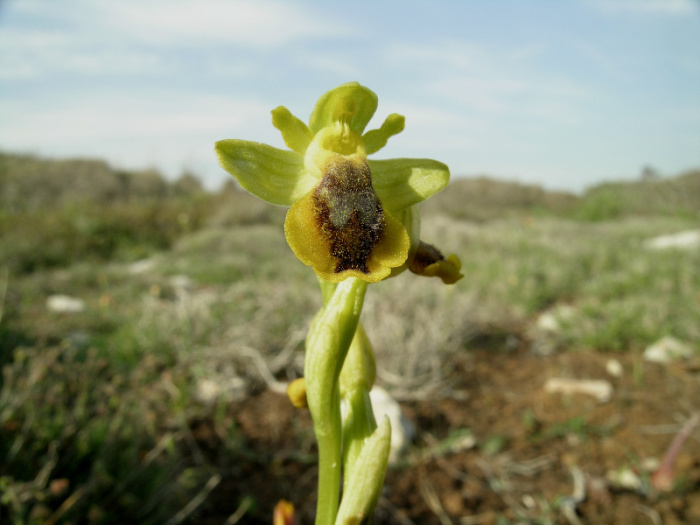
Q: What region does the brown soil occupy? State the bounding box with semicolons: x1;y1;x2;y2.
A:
196;345;700;525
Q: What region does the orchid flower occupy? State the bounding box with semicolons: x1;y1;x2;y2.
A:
216;81;461;284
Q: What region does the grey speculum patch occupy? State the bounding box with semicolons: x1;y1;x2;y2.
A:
313;157;385;274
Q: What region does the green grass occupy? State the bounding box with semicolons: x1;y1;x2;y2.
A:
1;153;699;522
415;215;700;352
0;344;209;524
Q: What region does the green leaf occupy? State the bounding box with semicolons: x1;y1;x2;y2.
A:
271;106;313;154
309;82;378;135
363;113;405;155
215;140;315;206
370;158;450;212
335;417;391;525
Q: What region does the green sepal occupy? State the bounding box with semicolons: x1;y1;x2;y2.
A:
309;82;378;135
335;417;392;525
215;139;315;206
370;158;450;213
363;113;405;155
271;106;313;154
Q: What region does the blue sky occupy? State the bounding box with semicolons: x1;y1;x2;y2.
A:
1;0;699;192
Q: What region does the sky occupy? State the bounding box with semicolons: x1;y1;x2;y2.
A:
1;0;699;193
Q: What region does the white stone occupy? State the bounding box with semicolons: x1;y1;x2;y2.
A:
369;386;415;464
521;495;537;510
643;336;694;363
46;294;85;313
544;377;613;403
606;467;642;491
169;274;194;290
128;258;156;274
536;312;561;333
605;359;624;378
535;305;576;333
641;457;660;472
194;376;247;404
644;230;700;250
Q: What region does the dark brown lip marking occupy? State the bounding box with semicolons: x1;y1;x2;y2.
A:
409;241;445;274
313;157;385;274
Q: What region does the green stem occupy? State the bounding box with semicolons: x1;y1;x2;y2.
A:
314;384;342;525
305;277;368;525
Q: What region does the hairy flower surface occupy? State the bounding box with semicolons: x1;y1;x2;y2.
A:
216;82;453;283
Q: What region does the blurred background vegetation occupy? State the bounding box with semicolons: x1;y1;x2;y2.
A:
0;151;698;523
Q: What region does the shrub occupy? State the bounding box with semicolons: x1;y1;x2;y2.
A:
0;198;212;274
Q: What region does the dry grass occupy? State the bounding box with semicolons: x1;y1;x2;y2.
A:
1;153;699;523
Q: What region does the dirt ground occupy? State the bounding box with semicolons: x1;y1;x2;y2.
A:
195;343;700;525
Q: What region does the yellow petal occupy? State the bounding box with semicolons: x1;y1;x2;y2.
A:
273;500;295;525
284;166;409;284
284;191;338;277
271;106;313;154
363;113;405;155
286;378;308;409
364;212;410;281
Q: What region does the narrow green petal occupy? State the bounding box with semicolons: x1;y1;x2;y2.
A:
309;82;378;135
215;139;314;206
362;113;405;155
370;158;450;212
271;106;313;154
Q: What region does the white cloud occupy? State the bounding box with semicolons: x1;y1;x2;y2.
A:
95;0;346;46
0;0;351;80
4;92;274;142
10;0;346;47
1;0;697;192
426;71;592;125
383;38;592;122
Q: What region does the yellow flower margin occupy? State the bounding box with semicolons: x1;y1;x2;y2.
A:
215;82;462;284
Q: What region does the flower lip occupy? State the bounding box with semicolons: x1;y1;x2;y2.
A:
313;155;385;275
284;152;410;284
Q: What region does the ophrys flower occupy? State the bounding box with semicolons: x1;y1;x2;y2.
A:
216;82;454;283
